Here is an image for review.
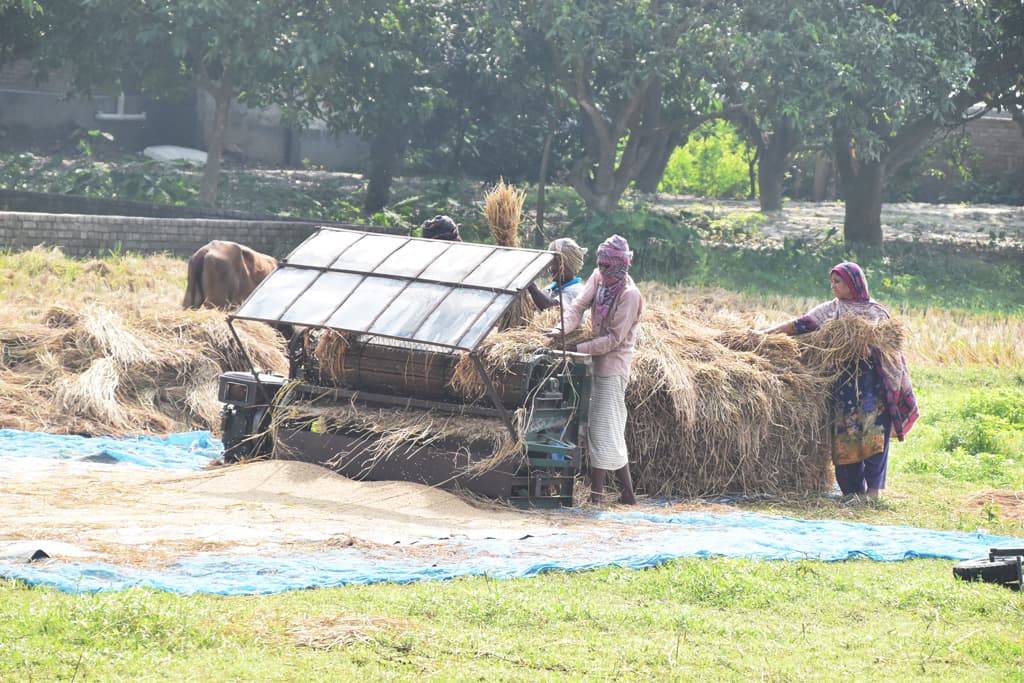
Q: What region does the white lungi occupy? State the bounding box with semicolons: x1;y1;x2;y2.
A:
587;375;629;470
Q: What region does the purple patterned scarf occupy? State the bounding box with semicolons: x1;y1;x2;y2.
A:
595;235;632;318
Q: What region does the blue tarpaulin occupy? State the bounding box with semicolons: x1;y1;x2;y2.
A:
1;511;1020;595
0;428;220;470
2;430;1021;595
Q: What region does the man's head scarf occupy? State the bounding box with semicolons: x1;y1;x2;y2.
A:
830;261;870;302
421;215;461;241
595;234;632;317
548;237;587;281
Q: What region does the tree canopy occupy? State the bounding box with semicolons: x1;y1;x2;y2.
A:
14;0;1024;242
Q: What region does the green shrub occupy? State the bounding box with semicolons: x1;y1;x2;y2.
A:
901;448;1016;485
568;205;705;284
660;120;753;199
939;415;1011;455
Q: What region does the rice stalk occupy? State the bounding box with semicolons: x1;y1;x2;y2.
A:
483;177;526;248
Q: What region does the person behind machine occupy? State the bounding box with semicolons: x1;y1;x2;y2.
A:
421;214;462;241
527;237;588;311
546;234;643;505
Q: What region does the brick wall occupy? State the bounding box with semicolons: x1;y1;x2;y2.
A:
0;211;405;259
967;115;1024;175
0;188;324;221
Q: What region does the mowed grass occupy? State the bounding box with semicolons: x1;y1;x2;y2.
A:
2;559;1022;682
1;243;1023;680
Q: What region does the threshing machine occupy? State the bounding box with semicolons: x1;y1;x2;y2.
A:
217;227;591;507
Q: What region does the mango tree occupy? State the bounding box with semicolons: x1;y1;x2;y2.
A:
492;0;727;214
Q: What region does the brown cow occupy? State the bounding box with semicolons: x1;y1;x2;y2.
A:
182;240;278;310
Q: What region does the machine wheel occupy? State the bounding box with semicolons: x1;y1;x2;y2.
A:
952;557;1021;588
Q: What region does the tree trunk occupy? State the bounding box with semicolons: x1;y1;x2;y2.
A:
198;76;233;207
565;62;657;213
757;152;784;212
757;116;798;213
534;116;557;247
839;162;884;246
834;143;884;246
363;131;404;215
747;146;759;200
634;127;681;193
811;153;832;201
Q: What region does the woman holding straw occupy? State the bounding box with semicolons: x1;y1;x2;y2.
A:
527;238;589;311
756;261;919;500
548;234;643;505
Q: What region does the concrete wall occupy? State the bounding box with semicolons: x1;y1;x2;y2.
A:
0;188;298;221
194;93;368;170
966;113;1024;175
0;211;405;259
0;59;367;169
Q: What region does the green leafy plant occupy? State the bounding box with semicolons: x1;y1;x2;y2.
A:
660;120;753;199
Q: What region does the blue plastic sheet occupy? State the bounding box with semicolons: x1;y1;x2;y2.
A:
0;429;220;470
2;429;1021;595
2;510;1021;595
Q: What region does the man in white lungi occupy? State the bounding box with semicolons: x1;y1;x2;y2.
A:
548;234;643;504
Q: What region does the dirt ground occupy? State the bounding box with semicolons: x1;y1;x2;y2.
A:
658;197;1024;249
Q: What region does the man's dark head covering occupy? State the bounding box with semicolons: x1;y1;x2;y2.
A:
421;215;461;241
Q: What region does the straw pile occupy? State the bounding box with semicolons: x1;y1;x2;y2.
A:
0;305;286;435
446;304;908;497
623;307;832;497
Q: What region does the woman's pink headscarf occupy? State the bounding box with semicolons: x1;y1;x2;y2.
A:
595;234;633;318
831;262;871;303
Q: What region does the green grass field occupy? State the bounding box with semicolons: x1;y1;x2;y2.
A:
1;161;1023;681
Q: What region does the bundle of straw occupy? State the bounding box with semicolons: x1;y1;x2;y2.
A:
483;178;533;330
795;316;906;377
312;330;351;384
483;177;526;248
449;309;591;401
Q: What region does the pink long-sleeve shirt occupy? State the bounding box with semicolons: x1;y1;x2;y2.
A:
561;268;643;378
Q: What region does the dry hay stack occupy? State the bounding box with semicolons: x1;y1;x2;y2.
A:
625;307;833;497
0;305;286;435
451;304;835;497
